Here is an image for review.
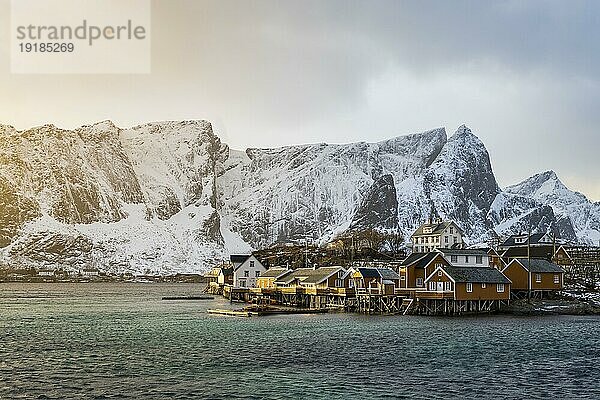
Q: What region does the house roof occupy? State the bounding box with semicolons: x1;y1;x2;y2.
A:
401;252;429;266
377;268;401;280
230;254;251;264
357;267;381;278
513;258;564;273
442;266;511;284
220;267;233;276
356;267;401;280
437;248;487;256
500;233;552;247
409;252;443;269
501;245;556;262
411;221;462;237
274;267;343;285
259;268;291;278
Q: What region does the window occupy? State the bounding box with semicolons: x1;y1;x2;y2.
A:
466;283;473;292
435;263;442;269
481;283;486;289
429;281;436;291
476;256;483;264
240;280;246;287
438;271;442;277
444;281;451;291
250;261;255;268
255;271;260;277
445;236;448;243
453;236;457;244
554;275;560;284
497;284;505;293
451;255;457;263
465;256;469;264
244;271;249;277
338;271;344;278
535;273;541;283
335;279;343;287
401;276;406;281
450;227;454;234
416;278;423;287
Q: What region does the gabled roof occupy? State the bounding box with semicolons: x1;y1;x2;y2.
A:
412;220;462;237
259;268;291;278
357;267;381;278
501;245;556;262
407;252;445;269
274;267;343;285
401;252;429;266
355;267;400;280
500;233;553;247
442;266;511;284
377;268;401;281
230;254;251;264
511;258;564;273
219;267;233;276
437;248;487;256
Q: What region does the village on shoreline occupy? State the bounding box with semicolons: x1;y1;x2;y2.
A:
204;219;600;316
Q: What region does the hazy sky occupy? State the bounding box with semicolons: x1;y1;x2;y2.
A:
1;0;599;200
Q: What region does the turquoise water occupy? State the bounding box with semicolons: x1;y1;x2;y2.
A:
1;283;599;399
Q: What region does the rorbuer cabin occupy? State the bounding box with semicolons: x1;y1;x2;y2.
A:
399;252;451;289
351;267;401;295
274;267;348;290
425;266;511;301
257;267;291;289
502;258;564;295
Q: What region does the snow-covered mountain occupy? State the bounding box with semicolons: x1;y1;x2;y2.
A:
0;120;598;274
504;171;600;245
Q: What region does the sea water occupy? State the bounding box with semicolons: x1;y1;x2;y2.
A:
1;283;599;399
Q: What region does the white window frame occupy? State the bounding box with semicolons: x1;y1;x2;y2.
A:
416;277;423;287
444;281;451;291
481;283;486;289
451;255;457;263
428;281;436;291
497;283;505;293
466;283;473;293
535;273;541;283
554;275;560;284
244;270;249;277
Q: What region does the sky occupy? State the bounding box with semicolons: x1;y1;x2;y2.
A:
1;0;599;200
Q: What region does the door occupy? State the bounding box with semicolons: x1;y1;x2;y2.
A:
437;281;444;291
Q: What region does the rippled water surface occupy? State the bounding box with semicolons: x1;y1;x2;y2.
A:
1;283;599;399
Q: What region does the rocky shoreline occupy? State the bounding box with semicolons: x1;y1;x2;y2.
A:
503;296;600;316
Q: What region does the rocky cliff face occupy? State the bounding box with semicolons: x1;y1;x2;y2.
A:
1;120;598;274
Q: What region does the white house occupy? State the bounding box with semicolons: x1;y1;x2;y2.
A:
410;219;464;253
230;255;267;288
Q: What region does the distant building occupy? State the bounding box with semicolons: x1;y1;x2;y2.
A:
274;266;348;290
410;219;464;253
231;255;266;288
38;269;55;277
257;267;291;289
436;248;488;268
81;268;100;277
217;266;233;285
